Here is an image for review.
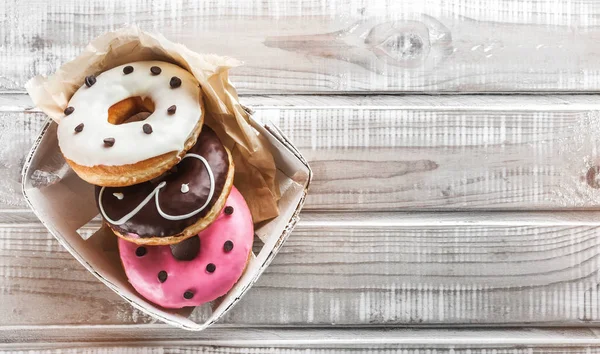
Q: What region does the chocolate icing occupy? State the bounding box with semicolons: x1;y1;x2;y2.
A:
95;126;229;237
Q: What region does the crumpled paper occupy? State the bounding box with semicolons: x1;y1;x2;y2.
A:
25;26;280;223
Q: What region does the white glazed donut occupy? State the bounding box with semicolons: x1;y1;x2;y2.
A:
57;61;204;187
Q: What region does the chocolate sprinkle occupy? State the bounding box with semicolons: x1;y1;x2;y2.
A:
183;291;194;299
206;263;216;273
170;76;182;88
103;137;115;147
167;105;177;115
84;75;96;87
150;66;162;75
158;270;168;283
123;66;134;75
223;240;234;253
224;206;234;215
143;123;153;134
64;106;74;116
135;247;147;257
74;123;84;133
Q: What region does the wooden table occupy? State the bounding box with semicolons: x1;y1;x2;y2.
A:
3;0;600;352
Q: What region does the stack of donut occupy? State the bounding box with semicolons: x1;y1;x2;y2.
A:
57;61;254;309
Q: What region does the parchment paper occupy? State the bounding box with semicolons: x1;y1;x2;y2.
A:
25;26;280;222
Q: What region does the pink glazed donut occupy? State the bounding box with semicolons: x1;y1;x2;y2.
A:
118;187;253;308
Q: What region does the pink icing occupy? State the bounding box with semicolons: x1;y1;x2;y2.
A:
118;187;254;308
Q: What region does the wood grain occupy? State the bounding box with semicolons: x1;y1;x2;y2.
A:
3;0;600;347
3;328;600;353
1;346;599;354
3;212;600;326
3;0;600;92
5;94;600;212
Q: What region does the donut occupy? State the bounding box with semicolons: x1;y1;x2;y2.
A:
96;126;234;245
118;186;254;308
58;61;204;187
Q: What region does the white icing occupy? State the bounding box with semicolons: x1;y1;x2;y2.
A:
98;153;215;225
113;192;124;200
58;61;202;166
181;183;189;193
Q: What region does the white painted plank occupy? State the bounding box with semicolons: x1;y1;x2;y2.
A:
3;212;600;326
7;92;600;111
2;328;600;353
4;94;600;212
2;0;600;92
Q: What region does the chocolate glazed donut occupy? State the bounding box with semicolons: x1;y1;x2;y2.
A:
95;126;233;241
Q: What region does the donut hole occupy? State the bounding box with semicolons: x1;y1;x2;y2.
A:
170;236;200;261
107;96;155;125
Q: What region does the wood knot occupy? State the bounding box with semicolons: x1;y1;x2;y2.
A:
263;15;452;74
586;166;600;189
377;33;425;62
